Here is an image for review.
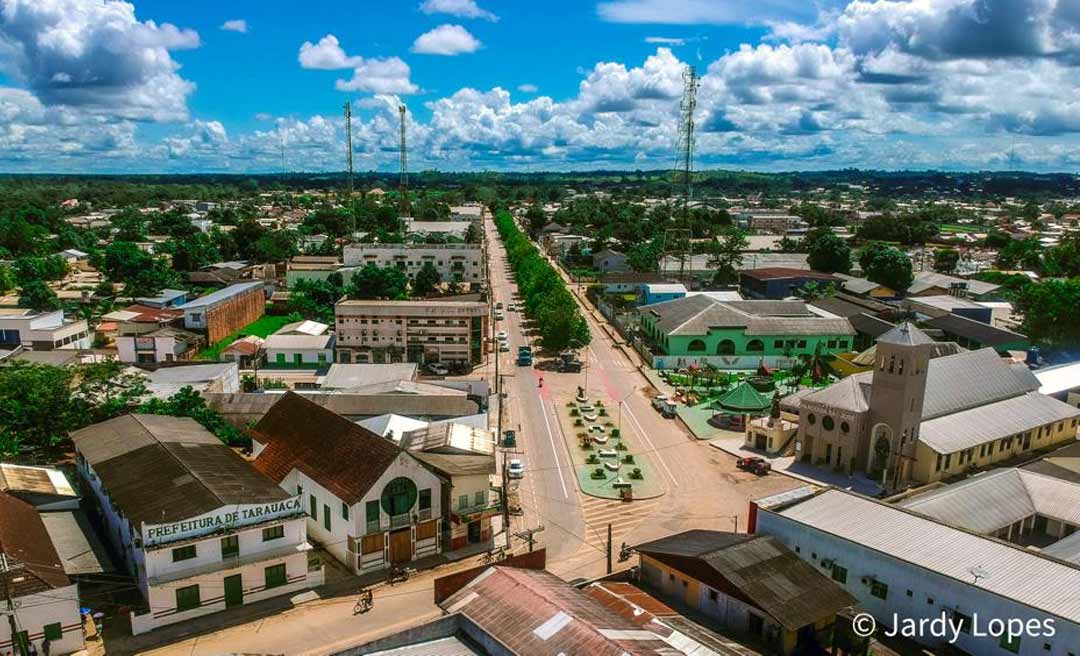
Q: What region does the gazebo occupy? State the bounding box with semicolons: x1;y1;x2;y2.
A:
713;381;773;415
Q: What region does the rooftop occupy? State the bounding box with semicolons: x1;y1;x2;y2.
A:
643;295;854;338
0;491;71;597
176;281;263;309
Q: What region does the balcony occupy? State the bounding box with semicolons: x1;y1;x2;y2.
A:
389;513;411;529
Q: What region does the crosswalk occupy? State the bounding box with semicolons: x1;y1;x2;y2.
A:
578;495;663;556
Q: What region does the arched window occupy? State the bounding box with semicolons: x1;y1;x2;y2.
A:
717;339;736;355
898;358;905;375
380;477;418;518
841;421;850;434
888;355;896;373
822;416;835;431
687;339;707;352
746;339;764;353
807;413;816;425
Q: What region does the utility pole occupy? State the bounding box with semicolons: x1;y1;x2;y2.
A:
513;526;544;552
344;101;356;237
399;104;410;218
3;555;28;656
606;523;613;574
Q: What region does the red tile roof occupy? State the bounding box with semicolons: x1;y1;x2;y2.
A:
251;392;405;505
0;491;71;597
124;304;183;323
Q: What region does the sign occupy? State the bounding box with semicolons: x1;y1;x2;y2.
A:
142;496;303;547
135;336;156;350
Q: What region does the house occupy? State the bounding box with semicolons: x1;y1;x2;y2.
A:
320;363;419;390
285;256;342;286
250;393;446;574
754;486;1080;656
592;249;628;274
206;391;479;426
634;530;856;655
220;335;264;368
343;243;485;284
639;295;854;370
785;323;1080;488
176;281;265;344
908;271;1002;301
116;326;203;364
144;362;240;398
0;491;84;655
0;308;92;351
133;288;188;309
335;297;487;366
187;260;255;286
834;273;896;298
71;415;321;635
923;313;1029;352
0;463;79;511
599;272;674;295
263;322;335;369
739;268;841;300
639;283;687;306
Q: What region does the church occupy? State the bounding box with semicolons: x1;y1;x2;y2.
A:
785;323;1080;489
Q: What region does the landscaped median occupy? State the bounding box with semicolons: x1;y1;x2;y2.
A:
561;397;663;500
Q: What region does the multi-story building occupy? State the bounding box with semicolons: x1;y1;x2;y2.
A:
0;308;92;351
175;281;264;344
335;297;487;366
342;243;485;284
71;414;321;635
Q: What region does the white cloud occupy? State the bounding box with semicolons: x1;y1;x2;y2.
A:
411;24;483;55
645;36;686;45
419;0;498;21
336;57;420;94
597;0;818;25
0;0;199;121
298;34;361;69
254;112;273;121
220;19;248;33
518;83;539;93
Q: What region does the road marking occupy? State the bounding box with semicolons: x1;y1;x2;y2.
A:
539;397;569;499
622;404;679;488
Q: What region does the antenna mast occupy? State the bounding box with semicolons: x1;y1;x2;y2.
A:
279;132;286;180
662;65;699;283
343;101;354;196
399;104;410;217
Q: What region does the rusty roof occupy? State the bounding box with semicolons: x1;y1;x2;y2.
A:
439;566;678;655
0;491;71;597
251;392;407;505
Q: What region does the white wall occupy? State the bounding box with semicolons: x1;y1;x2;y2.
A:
0;585;82;655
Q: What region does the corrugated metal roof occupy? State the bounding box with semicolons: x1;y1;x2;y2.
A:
644;296;852;337
920;348;1040;419
910;271;999;296
176;281;262;309
918;392;1080;453
773;489;1080;624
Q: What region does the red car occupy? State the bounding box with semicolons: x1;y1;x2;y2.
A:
736;457;771;475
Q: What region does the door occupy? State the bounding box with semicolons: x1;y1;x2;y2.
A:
224;574;243;608
748;613;765;636
388;528;412;563
468;520;481;543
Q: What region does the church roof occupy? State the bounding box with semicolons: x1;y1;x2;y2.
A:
876;321;935;346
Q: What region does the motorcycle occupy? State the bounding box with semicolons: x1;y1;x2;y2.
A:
353;588;373;615
387;564;412;585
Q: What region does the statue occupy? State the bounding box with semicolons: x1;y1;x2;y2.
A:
768;392;781;426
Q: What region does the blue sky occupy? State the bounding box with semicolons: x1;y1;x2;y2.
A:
1;0;1080;173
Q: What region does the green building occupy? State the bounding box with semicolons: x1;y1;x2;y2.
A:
639;295;855;370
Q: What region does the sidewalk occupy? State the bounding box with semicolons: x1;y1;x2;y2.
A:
708;436;882;496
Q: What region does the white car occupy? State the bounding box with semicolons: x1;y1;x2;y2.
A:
496;330;508;340
499;341;510;352
425;363;449;376
507;459;525;479
507;303;516;311
495;310;504;320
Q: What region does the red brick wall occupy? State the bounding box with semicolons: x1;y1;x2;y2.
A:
433;549;547;604
205;286;265;343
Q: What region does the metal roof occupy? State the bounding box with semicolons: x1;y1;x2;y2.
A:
40;510;115;575
176;281;262;309
910;271;1000;296
1035;361;1080;396
920;348;1040;420
0;491;71;597
918;392;1080;454
206;392;479;423
925;313;1027;347
900;468;1080;534
263;333;334;350
877;321;935;346
771;488;1080;625
321;363;419;389
644;295;852;337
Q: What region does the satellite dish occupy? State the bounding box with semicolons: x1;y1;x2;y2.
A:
968;566;990;584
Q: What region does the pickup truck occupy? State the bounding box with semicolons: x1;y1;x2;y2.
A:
651;394;677;418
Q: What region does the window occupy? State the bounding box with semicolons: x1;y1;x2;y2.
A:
342;502;349;520
221;535;239;558
841;422;850;434
822;416;835;431
774;340;784;349
459;494;470;510
323;504;331;531
263;525;285;541
807;413;816;425
906;590;913;597
419;489;432;510
831;564;847;584
264;563;287;589
870;580;888;599
43;622;63;641
276;353;286;364
309;495;318;520
936;454;943;472
474;490;486;507
708;589;718;601
172;545;196;562
175;584;201;611
1000;634;1021;654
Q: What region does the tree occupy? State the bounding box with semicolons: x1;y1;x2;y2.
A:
13;255;68;284
1016;279;1080;346
863;245;913;291
253;230;298;263
0;264;16;294
932;248;960;274
413;262;442;296
0;362;77;453
18;280;61;311
139;386;243;445
101;241;180;296
161;232;221;272
707;229;749;285
627;240;662;272
858;241;890;271
525;203;547;235
76;361;147;424
464;222;483;244
806;232;852;274
348;264;408;300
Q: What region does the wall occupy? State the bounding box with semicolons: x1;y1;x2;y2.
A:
188;286;265;344
757;509;1080;656
0;584;82;655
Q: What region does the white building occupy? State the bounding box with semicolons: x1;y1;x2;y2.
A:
116;326;203;364
71;414;323;635
342;243;485;284
250;393;448;574
755;487;1080;656
143;362;240;398
0;308;92;351
0;491;83;655
335;298;487;365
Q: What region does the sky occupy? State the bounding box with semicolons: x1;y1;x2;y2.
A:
2;0;1080;174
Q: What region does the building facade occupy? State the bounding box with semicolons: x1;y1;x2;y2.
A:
335;298;487;366
0;309;91;351
342;243;485;284
71;414;321;635
176;281;265;344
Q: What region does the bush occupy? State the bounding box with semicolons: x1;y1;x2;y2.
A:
615;441;628;451
574;418;583;426
570;408;579;417
586;454;599;464
630;468;643;480
611;428;621;438
591;468;607;480
622;454;635;464
599;408;608;417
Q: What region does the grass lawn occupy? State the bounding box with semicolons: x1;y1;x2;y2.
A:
196;313;293;360
938;223;981;234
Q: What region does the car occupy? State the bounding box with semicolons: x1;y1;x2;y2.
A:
496;330;508;340
507;459;525;479
507;303;516;311
425;363;449;376
495;302;503;310
495;310;504;320
736;456;766;471
749;460;771;476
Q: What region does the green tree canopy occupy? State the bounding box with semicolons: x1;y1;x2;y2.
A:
18;280;61;311
806;231;852;274
348;264;409;300
412;262;442;296
862;244;913;291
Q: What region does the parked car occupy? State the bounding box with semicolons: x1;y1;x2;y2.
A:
496;302;503;310
496;330;508;340
425;363;449;376
499;341;510;352
508;459;525;479
651;394;676;418
736;456;766;471
507;303;516;311
495;310;504;320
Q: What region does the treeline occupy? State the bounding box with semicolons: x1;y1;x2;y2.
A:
494;208;590;351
